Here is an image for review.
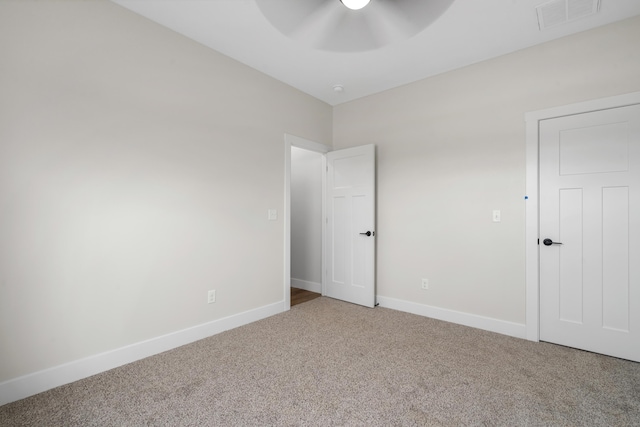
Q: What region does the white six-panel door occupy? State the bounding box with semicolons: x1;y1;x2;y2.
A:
325;145;376;308
539;104;640;362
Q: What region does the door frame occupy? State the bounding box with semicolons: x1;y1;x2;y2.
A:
524;91;640;342
284;134;331;311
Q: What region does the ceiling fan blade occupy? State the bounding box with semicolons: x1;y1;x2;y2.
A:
256;0;456;53
256;0;372;52
376;0;455;36
316;8;384;52
254;0;331;37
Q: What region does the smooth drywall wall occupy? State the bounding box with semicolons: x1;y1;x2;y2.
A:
290;147;323;287
333;16;640;324
0;0;331;382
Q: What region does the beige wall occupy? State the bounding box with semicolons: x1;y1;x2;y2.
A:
0;0;332;382
333;16;640;324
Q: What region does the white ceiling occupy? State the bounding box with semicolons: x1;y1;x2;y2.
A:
111;0;640;106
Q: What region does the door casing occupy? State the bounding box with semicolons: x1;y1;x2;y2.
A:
524;91;640;342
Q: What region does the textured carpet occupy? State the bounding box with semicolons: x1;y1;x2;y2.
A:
1;297;639;426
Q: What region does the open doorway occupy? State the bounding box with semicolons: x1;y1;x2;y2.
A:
290;146;323;306
284;134;330;310
284;135;377;309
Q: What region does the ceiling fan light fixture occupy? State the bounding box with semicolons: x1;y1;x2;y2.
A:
340;0;370;11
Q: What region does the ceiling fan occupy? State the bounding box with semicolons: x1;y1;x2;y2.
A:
254;0;456;52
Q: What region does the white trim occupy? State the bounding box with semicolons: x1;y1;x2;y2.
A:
0;301;283;406
524;91;640;342
284;133;331;312
321;154;327;297
291;278;322;293
285;134;331;154
377;296;526;339
525;91;640;124
525;114;541;341
284;139;292;311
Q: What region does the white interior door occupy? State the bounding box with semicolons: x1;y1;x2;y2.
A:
325;144;376;308
539;104;640;362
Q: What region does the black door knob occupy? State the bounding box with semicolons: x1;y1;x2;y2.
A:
359;231;373;237
543;238;563;246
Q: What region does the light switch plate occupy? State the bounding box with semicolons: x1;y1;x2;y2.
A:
268;209;278;221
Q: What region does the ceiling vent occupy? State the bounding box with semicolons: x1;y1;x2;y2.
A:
536;0;601;30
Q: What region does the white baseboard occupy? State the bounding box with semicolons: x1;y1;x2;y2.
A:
291;278;322;293
377;296;526;340
0;301;284;407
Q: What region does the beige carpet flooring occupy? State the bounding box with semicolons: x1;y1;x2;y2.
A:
1;297;639;426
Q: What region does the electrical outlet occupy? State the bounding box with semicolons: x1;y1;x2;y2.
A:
421;278;429;290
207;290;216;304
